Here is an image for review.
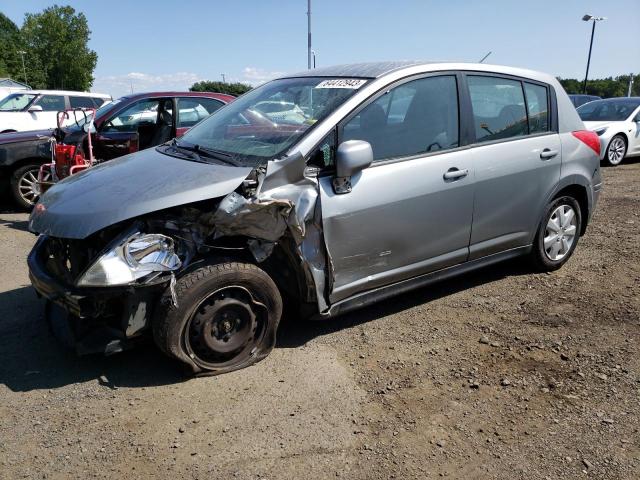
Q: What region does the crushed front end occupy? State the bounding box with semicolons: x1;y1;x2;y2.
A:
27;222;185;355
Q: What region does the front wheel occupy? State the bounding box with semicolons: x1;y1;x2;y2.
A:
529;196;582;272
153;261;282;376
605;134;627;166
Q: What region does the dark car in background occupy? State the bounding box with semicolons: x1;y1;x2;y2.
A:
568;94;601;108
0;91;234;208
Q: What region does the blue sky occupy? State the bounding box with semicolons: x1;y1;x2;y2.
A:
2;0;639;97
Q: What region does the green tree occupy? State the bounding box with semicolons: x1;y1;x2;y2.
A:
558;75;638;98
21;5;97;91
190;81;252;96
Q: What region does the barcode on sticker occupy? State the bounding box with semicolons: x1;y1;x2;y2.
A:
315;79;367;89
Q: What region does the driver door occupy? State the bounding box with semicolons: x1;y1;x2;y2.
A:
318;74;475;304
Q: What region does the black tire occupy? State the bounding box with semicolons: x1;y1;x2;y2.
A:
529;196;582;272
10;162;45;210
604;134;627;166
152;260;282;376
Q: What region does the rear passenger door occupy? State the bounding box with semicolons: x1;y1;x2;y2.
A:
465;74;561;259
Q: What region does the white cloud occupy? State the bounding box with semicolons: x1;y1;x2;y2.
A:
92;72;203;98
238;67;287;86
92;67;289;98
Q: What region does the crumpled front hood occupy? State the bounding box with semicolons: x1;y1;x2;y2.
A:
29;147;252;239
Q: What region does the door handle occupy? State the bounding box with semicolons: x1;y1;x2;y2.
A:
540;148;558;160
443;168;469;180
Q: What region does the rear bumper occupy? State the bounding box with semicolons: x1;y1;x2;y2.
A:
28;235;165;354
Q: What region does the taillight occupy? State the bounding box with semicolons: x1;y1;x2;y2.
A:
572;130;600;156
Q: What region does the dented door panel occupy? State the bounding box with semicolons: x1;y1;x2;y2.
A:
319;150;475;303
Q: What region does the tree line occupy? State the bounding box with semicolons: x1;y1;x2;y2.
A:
558;74;638;98
0;5;97;91
190;81;252;97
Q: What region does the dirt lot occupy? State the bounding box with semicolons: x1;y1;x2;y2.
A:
0;161;638;480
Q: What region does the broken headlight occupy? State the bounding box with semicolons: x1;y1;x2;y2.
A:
76;232;182;287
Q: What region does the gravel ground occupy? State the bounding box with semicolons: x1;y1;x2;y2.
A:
0;161;638;480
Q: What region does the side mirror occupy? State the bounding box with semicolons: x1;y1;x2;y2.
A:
28;105;43;112
333;140;373;194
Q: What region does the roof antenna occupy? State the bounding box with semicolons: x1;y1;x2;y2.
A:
479;51;492;63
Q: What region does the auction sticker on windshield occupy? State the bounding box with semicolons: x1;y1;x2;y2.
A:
315;79;367;89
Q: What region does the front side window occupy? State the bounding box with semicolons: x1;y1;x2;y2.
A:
177;97;224;128
468;76;527;143
0;93;37;111
103;99;161;132
342;75;459;161
177;77;367;167
524;83;549;134
34;95;66;112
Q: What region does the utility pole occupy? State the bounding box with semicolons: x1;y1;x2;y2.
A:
581;14;606;94
17;50;27;85
221;73;226;83
628;74;634;97
307;0;312;69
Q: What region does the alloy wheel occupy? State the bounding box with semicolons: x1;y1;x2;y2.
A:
607;136;626;165
543;204;578;261
18;168;50;206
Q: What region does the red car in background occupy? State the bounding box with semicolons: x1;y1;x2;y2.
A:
0;91;234;208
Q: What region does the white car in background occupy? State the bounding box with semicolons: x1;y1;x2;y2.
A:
577;97;640;166
0;90;111;133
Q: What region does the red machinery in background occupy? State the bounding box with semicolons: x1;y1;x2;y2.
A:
37;108;96;194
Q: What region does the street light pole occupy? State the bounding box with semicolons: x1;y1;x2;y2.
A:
581;14;606;94
307;0;312;69
221;73;226;83
17;50;27;85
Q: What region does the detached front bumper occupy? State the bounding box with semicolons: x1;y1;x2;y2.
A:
28;235;166;354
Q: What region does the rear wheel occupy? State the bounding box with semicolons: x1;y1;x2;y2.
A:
153;260;282;376
529;196;582;272
10;163;50;210
605;134;627;166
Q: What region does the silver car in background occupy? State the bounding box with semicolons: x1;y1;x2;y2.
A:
578;97;640;166
28;62;602;376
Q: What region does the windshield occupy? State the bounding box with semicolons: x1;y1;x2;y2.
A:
577;99;640;122
176;77;368;167
0;93;37;111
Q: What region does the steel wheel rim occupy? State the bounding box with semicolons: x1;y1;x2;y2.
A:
18;168;50;205
185;285;268;369
607;137;625;165
543;204;578;261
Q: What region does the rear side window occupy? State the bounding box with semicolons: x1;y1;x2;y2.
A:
342;75;459;161
524;83;549;134
34;95;66;112
177;97;224;128
92;97;108;107
468;76;527;143
70;96;95;109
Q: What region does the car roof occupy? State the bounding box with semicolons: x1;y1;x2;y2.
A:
21;90;111;98
279;61;558;85
118;91;235;103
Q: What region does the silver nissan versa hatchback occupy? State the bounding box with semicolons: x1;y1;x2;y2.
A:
28;62;602;375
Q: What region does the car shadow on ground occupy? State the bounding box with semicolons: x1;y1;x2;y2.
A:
0;215;30;232
0;259;531;393
277;258;531;348
0;286;187;393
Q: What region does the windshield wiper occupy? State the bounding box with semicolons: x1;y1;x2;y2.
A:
174;141;240;166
